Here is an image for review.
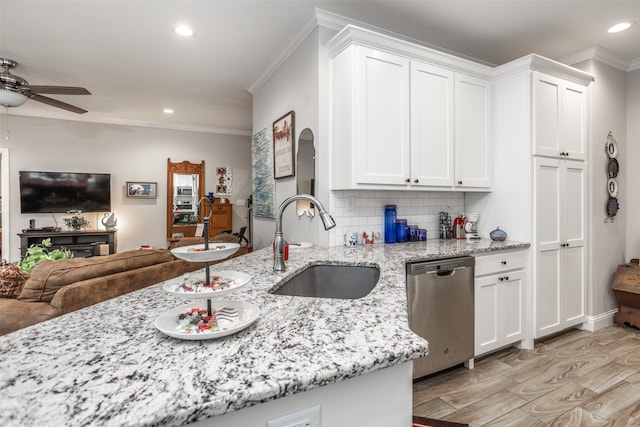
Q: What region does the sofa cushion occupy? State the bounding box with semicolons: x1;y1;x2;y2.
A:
0;265;30;299
18;249;174;303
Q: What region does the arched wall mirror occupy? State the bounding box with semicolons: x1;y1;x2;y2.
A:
296;128;315;217
167;158;205;240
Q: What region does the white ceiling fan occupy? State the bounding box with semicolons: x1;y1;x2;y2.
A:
0;58;91;114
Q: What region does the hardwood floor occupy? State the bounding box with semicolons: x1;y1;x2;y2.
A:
413;325;640;426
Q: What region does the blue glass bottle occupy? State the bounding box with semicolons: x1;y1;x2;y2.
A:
396;219;408;243
384;205;397;243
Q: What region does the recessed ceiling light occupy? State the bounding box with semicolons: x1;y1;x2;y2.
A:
608;22;633;33
174;25;194;37
163;108;174;114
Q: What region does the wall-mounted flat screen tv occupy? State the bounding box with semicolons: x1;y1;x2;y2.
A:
20;171;111;214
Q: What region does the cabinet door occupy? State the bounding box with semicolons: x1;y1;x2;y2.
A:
356;47;410;185
534;157;562;337
562;160;586;324
503;270;525;343
475;275;500;355
410;61;454;187
562;82;587;160
454;74;491;188
534;158;586;337
533;73;562;158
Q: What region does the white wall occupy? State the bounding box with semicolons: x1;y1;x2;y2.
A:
0;115;251;262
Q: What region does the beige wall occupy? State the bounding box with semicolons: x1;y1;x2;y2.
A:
0;115;251;262
626;69;640;258
251;27;327;250
580;60;628;320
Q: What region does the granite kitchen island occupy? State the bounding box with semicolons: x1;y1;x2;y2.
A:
0;239;528;427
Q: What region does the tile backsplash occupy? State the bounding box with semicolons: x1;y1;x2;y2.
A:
328;190;465;247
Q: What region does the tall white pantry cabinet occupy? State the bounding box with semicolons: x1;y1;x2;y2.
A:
469;55;593;344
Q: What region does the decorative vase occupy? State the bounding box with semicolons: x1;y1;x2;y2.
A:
490;227;507;242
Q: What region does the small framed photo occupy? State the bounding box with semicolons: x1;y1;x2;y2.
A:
273;110;295;179
126;181;157;198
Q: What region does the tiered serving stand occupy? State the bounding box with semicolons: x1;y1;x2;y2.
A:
155;197;259;340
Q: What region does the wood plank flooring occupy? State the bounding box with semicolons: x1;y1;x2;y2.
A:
413;325;640;426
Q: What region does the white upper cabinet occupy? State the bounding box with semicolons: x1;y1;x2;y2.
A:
533;72;587;160
326;26;492;191
355;47;411;186
455;74;491;188
410;61;454;187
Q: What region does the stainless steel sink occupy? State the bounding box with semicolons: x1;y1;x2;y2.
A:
270;263;380;299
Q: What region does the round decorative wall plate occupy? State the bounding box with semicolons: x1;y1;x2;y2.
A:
608;178;618;197
605;137;618;158
607;196;619;217
607;158;619;178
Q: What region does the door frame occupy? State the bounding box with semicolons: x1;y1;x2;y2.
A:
1;147;9;261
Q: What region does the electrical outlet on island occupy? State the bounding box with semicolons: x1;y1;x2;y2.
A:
266;404;321;427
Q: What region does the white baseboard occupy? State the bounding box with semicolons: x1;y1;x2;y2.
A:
581;309;618;331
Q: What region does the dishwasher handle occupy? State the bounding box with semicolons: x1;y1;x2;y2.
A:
436;268;457;277
406;256;475;276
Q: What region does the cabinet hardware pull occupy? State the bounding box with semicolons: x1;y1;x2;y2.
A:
501;260;507;265
458;181;463;185
405;178;410;183
505;276;509;281
414;179;419;183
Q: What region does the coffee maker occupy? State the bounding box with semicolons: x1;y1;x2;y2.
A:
464;212;481;240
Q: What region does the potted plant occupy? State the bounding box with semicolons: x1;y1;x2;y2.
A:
17;238;72;273
64;212;90;230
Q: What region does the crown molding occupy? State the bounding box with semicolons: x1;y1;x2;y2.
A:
4;108;252;136
492;53;595;85
324;24;494;78
246;9;329;94
557;46;631;72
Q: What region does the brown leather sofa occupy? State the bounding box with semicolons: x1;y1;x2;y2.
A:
0;235;248;336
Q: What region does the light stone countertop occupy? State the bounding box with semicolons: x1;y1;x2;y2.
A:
0;239;529;427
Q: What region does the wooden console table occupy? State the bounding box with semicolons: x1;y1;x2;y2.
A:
18;230;117;258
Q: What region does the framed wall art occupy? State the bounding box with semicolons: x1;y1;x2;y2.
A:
215;166;233;196
126;181;157;198
252;128;276;218
273;110;295;179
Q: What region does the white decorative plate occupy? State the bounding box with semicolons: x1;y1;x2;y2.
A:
155;300;259;340
171;243;240;262
608;178;619;197
162;270;251;300
606;137;618;158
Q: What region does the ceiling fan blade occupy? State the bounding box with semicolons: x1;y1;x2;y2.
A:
30;94;87;114
28;85;91;95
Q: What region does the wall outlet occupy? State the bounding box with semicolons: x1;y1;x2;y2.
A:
237;198;246;206
266;405;321;427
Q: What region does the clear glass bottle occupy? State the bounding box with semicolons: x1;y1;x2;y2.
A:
384;205;397;243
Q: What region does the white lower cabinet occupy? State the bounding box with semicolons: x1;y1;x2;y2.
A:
474;250;527;356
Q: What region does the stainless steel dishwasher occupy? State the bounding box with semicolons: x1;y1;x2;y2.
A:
407;256;475;379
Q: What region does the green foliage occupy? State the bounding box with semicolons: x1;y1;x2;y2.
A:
17;238;72;273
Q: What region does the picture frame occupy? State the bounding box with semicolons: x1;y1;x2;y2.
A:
126;181;157;198
272;110;295;179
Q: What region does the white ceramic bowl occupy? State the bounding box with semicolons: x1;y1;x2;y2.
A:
171;243;240;263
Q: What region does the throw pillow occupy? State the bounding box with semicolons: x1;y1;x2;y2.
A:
0;264;30;299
